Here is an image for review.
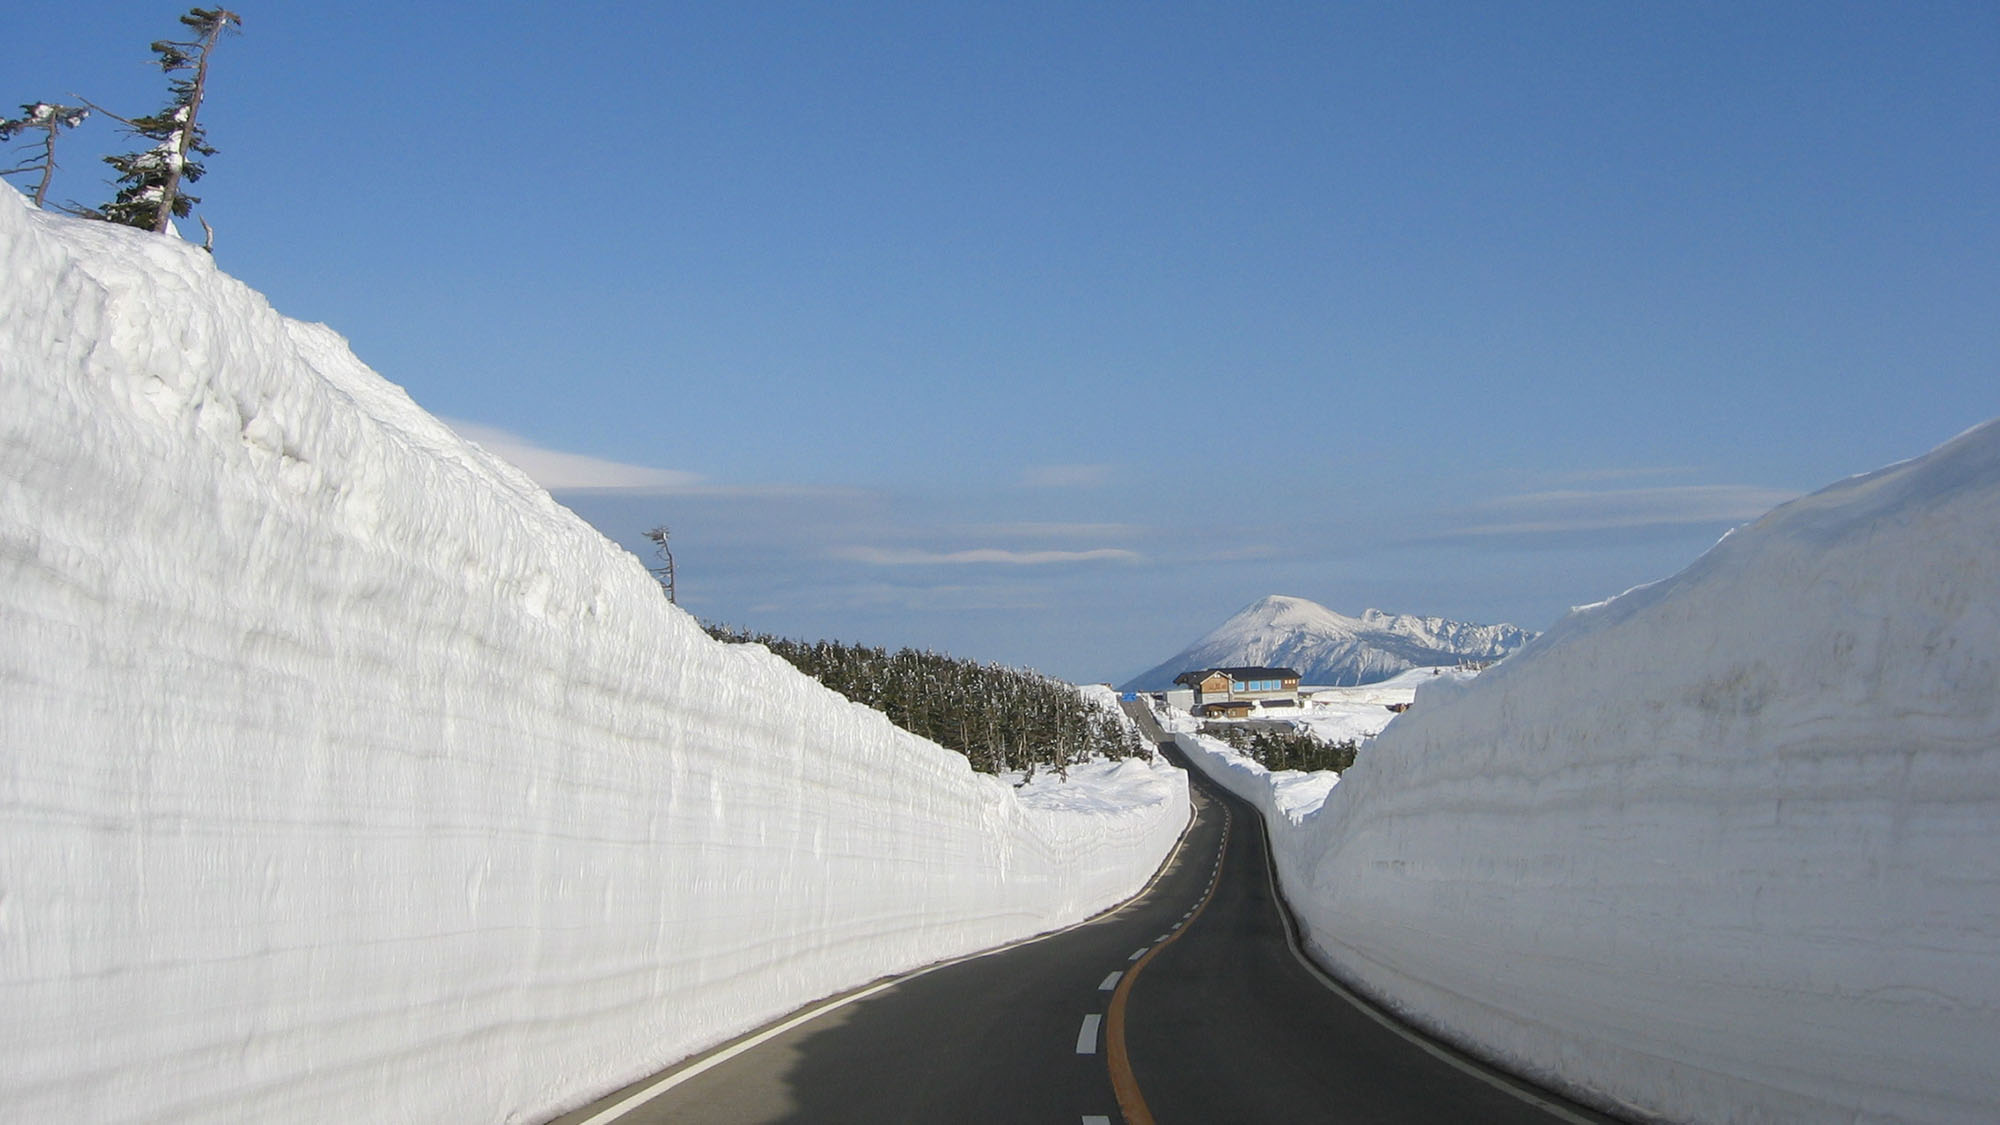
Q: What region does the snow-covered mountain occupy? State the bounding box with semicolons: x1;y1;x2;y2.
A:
1177;418;2000;1124
1123;594;1535;690
0;189;1187;1123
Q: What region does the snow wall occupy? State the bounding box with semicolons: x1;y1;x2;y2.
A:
0;190;1189;1124
1182;419;2000;1124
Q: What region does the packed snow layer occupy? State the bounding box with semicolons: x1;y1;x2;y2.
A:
1195;423;2000;1123
0;191;1189;1124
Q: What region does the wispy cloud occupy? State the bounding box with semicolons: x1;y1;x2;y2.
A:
818;581;1059;613
834;546;1143;566
1195;543;1283;562
1445;484;1800;537
1020;464;1115;489
1544;465;1701;486
447;420;862;499
447;420;702;492
963;521;1148;540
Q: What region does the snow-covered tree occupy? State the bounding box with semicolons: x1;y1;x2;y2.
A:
97;7;241;233
0;103;90;208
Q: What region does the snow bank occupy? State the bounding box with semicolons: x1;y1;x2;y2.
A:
1295;666;1474;745
1170;729;1342;830
1204;421;2000;1123
1160;669;1450;832
0;190;1188;1124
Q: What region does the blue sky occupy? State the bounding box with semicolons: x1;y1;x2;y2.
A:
10;2;1996;682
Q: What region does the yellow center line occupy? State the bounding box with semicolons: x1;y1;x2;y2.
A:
1104;806;1232;1125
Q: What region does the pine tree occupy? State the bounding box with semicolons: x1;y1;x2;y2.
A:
98;7;242;234
702;622;1144;775
0;103;90;208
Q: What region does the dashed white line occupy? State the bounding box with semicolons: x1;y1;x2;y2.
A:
1076;1013;1103;1054
1128;947;1148;961
1082;1117;1112;1125
568;770;1214;1125
1154;934;1169;943
1098;971;1123;991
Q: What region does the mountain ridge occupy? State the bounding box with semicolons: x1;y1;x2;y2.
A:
1121;595;1536;690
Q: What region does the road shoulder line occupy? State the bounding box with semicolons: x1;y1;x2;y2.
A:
550;752;1206;1125
1240;781;1631;1125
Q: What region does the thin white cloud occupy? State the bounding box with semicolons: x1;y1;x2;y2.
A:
834;546;1143;566
1451;484;1800;537
1545;465;1701;485
447;420;702;492
1197;543;1283;562
826;581;1057;612
446;420;865;499
1020;464;1115;489
964;521;1148;540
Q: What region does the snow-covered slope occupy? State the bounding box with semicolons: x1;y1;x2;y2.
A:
1123;594;1534;690
0;190;1189;1124
1189;423;2000;1123
1297;666;1480;745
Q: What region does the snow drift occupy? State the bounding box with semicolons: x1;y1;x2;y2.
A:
1186;421;2000;1123
0;190;1188;1124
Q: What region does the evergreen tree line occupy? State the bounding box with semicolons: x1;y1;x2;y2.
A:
705;624;1148;776
1202;724;1359;774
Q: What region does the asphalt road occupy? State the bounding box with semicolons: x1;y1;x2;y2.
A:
547;730;1621;1124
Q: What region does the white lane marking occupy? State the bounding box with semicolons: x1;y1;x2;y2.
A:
568;808;1208;1125
1076;1013;1103;1054
1098;971;1123;991
1234;783;1606;1125
1083;1117;1112;1124
1128;947;1148;961
1154;934;1169;943
576;762;1208;1125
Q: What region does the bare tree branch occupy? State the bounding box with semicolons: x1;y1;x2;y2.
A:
71;96;138;128
644;526;677;605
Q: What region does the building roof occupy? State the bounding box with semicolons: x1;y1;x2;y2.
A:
1173;666;1303;686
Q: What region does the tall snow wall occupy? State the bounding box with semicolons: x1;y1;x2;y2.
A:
1236;421;2000;1123
0;191;1188;1123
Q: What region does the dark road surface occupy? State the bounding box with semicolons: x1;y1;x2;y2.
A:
547;723;1621;1124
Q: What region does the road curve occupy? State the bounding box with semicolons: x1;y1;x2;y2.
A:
545;730;1621;1124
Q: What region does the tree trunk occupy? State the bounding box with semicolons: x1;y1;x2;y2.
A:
155;15;233;233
